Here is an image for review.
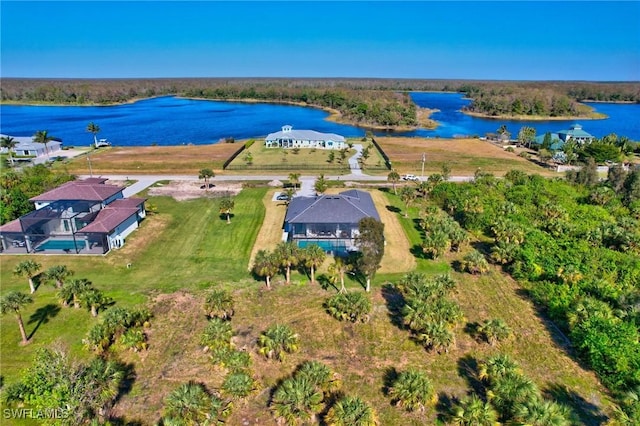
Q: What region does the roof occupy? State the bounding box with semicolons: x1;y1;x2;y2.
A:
558;124;594;139
107;198;146;208
0;219;23;233
285;190;380;224
30;180;124;203
265;127;345;143
77;207;139;233
77;177;109;185
0;135;62;151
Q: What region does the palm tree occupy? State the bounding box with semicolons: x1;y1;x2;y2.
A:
44;264;74;289
221;372;255;399
271;375;323;425
514;399;572;426
219;197;234;224
79;288;112;317
301;244;326;285
400;186;416;218
274;241;300;285
163;381;225;425
325;395;378;426
0;291;34;344
478;354;521;384
203;289;234;320
461;250;489;275
387;170;400;195
86;122;100;146
288;172;301;190
449;394;499;426
198;168;215;190
1;135;18;166
389;369;436;412
58;278;92;308
13;260;41;294
33;130;54;158
328;256;353;293
253;249;279;289
478;318;512;345
314;173;328;194
258;323;300;361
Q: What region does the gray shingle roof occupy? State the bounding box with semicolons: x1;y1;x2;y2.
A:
285;190;379;224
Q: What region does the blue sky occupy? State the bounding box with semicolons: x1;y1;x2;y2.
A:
1;1;639;81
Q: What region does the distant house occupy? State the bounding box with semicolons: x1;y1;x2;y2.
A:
0;134;63;157
0;178;146;254
533;124;595;150
283;189;380;255
265;125;346;150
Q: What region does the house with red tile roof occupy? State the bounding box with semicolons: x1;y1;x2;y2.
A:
0;179;146;254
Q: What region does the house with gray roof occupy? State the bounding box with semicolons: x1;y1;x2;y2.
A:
0;178;146;255
284;189;380;255
0;134;62;157
265;125;346;150
533;124;595;150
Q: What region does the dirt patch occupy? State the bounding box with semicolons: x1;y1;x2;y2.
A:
147;180;242;201
248;189;287;269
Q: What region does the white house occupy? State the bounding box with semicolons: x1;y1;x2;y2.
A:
265;125;346;150
0;134;62;157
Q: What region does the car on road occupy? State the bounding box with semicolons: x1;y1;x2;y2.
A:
276;193;291;201
402;174;419;181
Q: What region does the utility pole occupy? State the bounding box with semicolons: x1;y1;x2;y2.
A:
87;154;93;177
421;153;426;179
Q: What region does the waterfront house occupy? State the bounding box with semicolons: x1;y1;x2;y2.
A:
265;125;346;150
533;124;595;150
0;178;146;254
283;189;380;255
0;134;62;158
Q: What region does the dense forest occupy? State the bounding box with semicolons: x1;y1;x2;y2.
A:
1;78;638;127
421;167;640;420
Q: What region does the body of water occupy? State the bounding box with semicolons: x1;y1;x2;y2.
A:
1;93;638;147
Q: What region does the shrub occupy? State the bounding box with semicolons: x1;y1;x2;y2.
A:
324;291;372;323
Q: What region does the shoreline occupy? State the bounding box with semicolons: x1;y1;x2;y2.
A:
461;109;608;121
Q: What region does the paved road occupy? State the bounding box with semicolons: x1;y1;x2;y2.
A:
79;173;474;196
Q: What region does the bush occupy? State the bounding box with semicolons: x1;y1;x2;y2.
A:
324;291;372;323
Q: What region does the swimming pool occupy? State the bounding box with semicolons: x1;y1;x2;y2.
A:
296;239;349;256
36;239;81;251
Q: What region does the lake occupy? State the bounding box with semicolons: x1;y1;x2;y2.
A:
1;93;638;147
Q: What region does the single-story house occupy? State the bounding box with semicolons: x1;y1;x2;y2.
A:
0;178;146;255
0;134;62;157
265;125;346;150
533;124;595;150
283;189;380;255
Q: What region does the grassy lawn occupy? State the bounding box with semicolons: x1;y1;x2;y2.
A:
376;136;556;176
0;184;612;424
58;143;242;175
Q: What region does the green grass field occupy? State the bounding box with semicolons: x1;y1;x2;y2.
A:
0;186;612;425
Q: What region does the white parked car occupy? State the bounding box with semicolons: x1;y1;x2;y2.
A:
402;174;419;181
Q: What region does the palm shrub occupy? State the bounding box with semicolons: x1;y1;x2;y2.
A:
221;372;255;399
478;354;521;384
119;328;148;352
203;288;234;320
271;375;323;425
210;347;251;372
324;291;372;323
461;249;489;274
295;360;341;395
478;318;512;345
388;369;436;412
513;399;573;426
487;371;539;421
201;318;234;350
258;324;300;362
325;395;378;426
449;393;499;426
162;381;228;425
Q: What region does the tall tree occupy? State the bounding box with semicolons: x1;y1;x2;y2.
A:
387;170;400;195
400;186;416;218
13;260;41;294
219;197;235;224
0;291;34;344
58;278;92;308
253;249;279;290
328;256;353;293
301;243;326;285
288;172;301;190
517;126;536;148
33;130;54;158
314;173;328;195
274;241;300;285
86;122;101;146
79;288;112;317
44;265;74;289
198;168;215;190
1;135;18;166
356;217;385;292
